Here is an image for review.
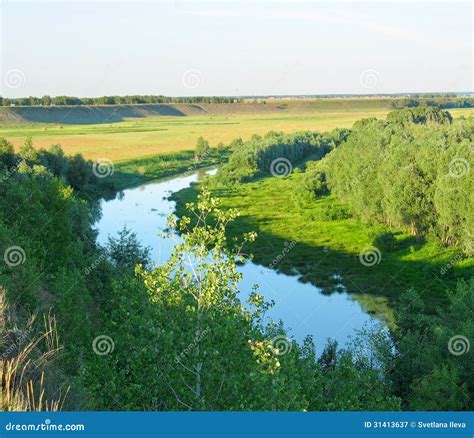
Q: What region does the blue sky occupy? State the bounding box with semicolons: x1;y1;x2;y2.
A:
1;1;472;97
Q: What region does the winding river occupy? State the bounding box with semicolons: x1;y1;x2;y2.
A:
95;168;382;351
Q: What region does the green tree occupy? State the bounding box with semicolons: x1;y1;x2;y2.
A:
40;144;68;179
409;366;470;411
195;136;210;160
66;154;90;191
106;227;151;270
133;190;309;410
0;137;16;169
19;137;39;164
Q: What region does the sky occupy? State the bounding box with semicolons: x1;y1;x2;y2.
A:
0;0;472;97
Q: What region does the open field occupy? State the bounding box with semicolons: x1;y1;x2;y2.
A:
1;103;472;161
1;112;390;161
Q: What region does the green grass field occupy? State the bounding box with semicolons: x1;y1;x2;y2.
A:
2;105;472;162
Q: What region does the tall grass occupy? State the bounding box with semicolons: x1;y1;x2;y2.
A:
0;288;69;411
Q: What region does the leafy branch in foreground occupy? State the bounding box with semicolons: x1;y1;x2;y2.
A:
85;189;399;411
130;189;399;410
135;189;300;410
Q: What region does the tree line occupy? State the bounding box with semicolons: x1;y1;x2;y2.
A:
306;107;472;254
1;95;473;108
0;95;241;107
390;97;474;109
0;137;116;196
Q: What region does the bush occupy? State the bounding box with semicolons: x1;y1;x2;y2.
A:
372;232;397;252
318;203;352;221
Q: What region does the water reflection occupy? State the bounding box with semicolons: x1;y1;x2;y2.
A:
94;169;381;350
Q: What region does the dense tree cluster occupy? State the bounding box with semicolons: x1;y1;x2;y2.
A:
386;106;453;125
300;109;472;253
216;129;350;184
390;97;474;109
0;137;116;195
0;95;240;107
0;153;100;380
385;280;473;410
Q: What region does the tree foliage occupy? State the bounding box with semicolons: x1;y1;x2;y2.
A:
216;129;349;184
301;109;472;253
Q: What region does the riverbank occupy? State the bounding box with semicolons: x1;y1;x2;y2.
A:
86;149;228;200
112;149;226;189
172;174;473;326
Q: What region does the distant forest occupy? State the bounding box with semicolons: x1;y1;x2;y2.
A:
0;95;241;106
1;94;473;108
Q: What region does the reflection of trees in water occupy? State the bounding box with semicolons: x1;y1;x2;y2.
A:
89;199;103;224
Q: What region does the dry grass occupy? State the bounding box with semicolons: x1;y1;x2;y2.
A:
0;289;69;411
3;111;390;161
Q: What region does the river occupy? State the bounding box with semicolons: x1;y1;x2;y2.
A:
95;168;382;351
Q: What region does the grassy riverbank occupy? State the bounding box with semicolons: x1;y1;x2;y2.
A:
107;149;226;195
172;173;472;326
